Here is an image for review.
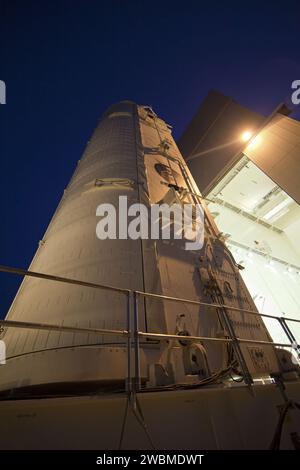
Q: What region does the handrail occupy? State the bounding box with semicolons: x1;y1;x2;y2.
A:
0;319;294;352
1;264;299;324
0;264;130;295
0;263;299;393
138;331;292;348
136;289;300;323
0;319;128;337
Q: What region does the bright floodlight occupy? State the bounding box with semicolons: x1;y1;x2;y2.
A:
241;130;252;142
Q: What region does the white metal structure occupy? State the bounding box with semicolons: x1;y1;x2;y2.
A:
0;101;295;394
1;102;300;450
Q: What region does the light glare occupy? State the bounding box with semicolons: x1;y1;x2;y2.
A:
241;130;252;142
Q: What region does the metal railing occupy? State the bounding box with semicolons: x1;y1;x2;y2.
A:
0;264;299;392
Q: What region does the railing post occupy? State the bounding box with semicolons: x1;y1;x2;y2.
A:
133;291;141;391
126;291;132;393
279;317;300;352
220;308;253;386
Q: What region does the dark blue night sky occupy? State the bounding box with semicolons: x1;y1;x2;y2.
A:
0;0;300;317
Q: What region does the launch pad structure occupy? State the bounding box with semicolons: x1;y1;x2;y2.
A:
0;101;300;450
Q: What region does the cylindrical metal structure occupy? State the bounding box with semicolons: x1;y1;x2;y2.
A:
1;101;148;391
0;101;280;394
